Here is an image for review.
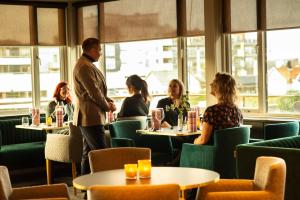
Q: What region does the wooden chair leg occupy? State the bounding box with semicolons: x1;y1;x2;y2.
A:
46;159;52;185
72;161;77;196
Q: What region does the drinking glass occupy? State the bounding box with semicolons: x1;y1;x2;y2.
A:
22;117;29;126
156;108;165;131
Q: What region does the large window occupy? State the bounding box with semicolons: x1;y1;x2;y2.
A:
105;38;178;111
39;47;61;108
231;32;258;110
0;47;32;115
266;29;300;113
187;36;206;108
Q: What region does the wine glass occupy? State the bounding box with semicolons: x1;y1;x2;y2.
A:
156;108;165;131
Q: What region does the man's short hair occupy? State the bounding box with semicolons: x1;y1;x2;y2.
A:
82;38;100;52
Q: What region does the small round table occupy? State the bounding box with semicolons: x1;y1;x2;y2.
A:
73;167;219;199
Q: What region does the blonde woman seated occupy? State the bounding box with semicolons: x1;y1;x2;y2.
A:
194;72;243;145
157;79;189;128
117;75;150;118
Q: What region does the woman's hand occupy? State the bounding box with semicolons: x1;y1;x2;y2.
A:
193;122;213;145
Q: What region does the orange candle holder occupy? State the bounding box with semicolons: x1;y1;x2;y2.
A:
124;164;137;179
138;160;151;178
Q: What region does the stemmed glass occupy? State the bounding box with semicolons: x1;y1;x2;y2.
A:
156;108;165;131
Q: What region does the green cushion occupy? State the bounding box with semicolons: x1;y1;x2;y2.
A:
0;118;46;145
264;121;299;140
111;138;135;147
0;142;45;170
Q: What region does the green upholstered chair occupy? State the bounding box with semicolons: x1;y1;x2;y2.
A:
109;120;143;146
140;134;174;166
180;126;250;178
111;138;135;147
109;120;174;165
264;121;299;140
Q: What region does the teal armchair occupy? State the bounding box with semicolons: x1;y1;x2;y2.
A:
109;120;174;165
109;120;143;146
180;126;250;178
264;121;299;140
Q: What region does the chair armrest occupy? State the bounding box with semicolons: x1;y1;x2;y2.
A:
249;138;264;143
201;191;270;200
198;179;254;195
11;183;70;200
111;138;135;147
180;143;216;169
45;134;71;162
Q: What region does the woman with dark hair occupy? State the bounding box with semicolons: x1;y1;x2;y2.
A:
46;81;74;123
117;75;150;118
194;72;243;145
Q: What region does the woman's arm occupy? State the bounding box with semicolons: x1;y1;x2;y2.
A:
194;122;213;145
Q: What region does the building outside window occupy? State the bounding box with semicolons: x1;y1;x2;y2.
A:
230;32;258;110
266;29;300;113
187;36;206;109
105;38;179;111
0;47;32;115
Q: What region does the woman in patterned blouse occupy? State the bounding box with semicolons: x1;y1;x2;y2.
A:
194;72;243;145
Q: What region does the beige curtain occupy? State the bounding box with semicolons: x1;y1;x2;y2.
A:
223;0;257;33
37;8;66;45
264;0;300;30
99;0;177;43
77;5;99;44
0;5;32;45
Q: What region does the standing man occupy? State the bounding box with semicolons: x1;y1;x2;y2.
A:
73;38;116;175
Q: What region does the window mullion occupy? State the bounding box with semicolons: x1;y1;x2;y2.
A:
257;31;267;113
178;37;188;90
31;46;40;108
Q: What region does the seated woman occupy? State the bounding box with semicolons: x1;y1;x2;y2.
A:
46;81;74;133
157;79;189;128
117;75;150;118
194;72;243;145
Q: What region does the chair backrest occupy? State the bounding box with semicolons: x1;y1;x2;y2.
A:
0;166;13;200
254;156;286;200
110;120;144;146
87;184;181;200
69;122;83;162
264;121;299;140
214;126;250;178
88;147;151;173
116;116;147;129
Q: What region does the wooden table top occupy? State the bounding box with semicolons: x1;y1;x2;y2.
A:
137;129;201;136
73;167;219;191
15;123;69;131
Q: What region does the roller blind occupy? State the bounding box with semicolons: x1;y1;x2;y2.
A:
99;0;177;43
77;5;99;44
265;0;300;30
0;5;32;45
37;8;66;45
223;0;257;33
185;0;204;36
